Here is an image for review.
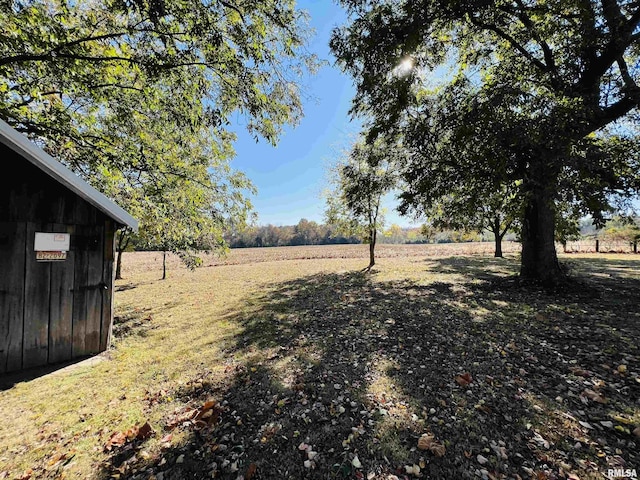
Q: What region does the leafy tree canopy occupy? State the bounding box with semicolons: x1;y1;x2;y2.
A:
1;0;320;263
331;0;640;284
1;0;319;153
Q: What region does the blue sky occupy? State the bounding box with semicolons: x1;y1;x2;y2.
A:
230;1;418;228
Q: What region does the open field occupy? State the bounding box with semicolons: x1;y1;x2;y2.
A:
119;243;524;274
0;244;639;480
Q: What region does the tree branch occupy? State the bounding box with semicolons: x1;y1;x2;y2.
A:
590;92;640;133
500;219;514;239
616;55;637;90
0;52;140;67
87;83;145;92
218;0;245;22
510;0;558;78
467;14;549;75
50;31;131;52
578;4;640;90
601;0;625;27
12;90;63;107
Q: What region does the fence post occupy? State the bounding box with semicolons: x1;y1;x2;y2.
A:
634;241;638;254
595;239;599;253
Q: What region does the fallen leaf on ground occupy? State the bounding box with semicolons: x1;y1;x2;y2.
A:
417;433;446;456
431;443;446;457
104;431;127;451
245;463;257;479
405;464;421;475
47;451;75;469
612;415;633;425
104;421;155;451
166;408;197;430
166;400;222;430
137;421;154;439
195;400;222;426
581;389;608;404
530;432;550;449
18;469;33;480
455;372;473;386
418;433;434;451
569;367;591;377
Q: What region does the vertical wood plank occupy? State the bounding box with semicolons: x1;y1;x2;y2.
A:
72;224;104;357
72;226;89;358
0;222;26;373
48;224;75;364
23;222;51;369
100;220;116;351
85;224;104;354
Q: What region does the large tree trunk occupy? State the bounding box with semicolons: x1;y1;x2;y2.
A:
520;166;562;285
494;234;503;258
491;218;503;258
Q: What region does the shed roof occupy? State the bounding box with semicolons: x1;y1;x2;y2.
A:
0;119;138;231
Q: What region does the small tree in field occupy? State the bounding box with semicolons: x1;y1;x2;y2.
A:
325;138;398;270
102;126;255;280
133;165;254;280
414;182;521;258
555;202;583;253
601;214;640;247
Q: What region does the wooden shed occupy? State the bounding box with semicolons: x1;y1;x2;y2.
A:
0;119;138;373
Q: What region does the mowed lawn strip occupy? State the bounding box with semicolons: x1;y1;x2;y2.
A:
0;245;638;480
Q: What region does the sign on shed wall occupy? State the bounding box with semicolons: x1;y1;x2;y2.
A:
34;232;70;251
34;232;70;261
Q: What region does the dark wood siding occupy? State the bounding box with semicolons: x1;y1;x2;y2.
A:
0;142;119;373
23;222;51;369
0;144;96;225
72;224;105;357
0;222;25;372
100;220;116;351
48;225;75;364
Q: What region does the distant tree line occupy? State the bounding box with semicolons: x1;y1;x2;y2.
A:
223;219;360;248
220;215;639;251
587;215;640;244
222;219;439;249
222;218;505;249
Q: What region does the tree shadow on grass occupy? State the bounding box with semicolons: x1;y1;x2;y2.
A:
423;254;522;278
99;262;639;480
563;256;640;282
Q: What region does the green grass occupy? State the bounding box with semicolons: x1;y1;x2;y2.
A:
0;249;638;479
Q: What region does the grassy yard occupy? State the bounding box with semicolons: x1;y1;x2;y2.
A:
0;244;638;480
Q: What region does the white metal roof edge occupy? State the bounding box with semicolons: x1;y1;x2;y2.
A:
0;119;138;232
